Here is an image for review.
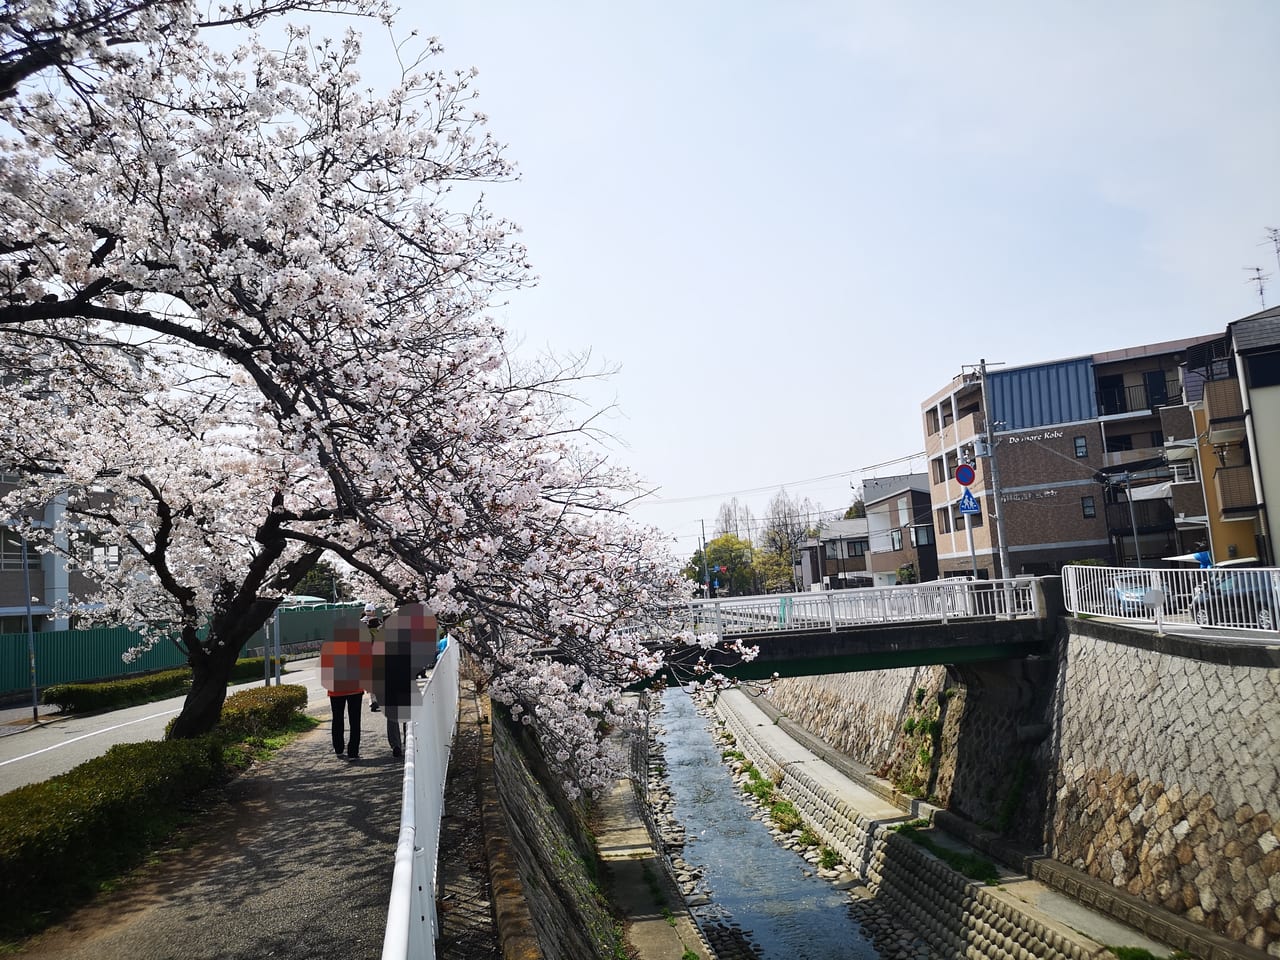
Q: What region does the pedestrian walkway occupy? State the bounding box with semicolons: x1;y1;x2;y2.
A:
13;710;405;960
594;771;713;960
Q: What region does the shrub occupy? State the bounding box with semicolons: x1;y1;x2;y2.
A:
0;683;309;941
0;736;224;938
770;800;803;833
217;685;308;741
819;845;840;870
229;656;287;682
42;668;191;713
41;657;287;715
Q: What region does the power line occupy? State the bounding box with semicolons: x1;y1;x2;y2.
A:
638;452;925;506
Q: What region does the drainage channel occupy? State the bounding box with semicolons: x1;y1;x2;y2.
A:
654;687;880;960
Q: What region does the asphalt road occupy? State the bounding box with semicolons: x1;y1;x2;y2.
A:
0;658;332;795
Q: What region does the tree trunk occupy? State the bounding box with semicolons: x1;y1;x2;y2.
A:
167;626;253;739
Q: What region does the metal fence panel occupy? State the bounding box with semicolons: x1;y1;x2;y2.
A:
0;602;367;696
0;627;189;694
382;640;460;960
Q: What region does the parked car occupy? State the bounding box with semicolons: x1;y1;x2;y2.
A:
1188;570;1277;630
1108;573;1159;617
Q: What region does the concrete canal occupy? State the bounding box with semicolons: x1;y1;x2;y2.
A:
655;687;880;959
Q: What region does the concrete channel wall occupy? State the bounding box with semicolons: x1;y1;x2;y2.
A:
1048;620;1280;954
712;688;1121;960
733;616;1280;958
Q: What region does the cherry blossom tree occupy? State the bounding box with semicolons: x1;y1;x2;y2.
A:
0;8;715;790
0;0;389;100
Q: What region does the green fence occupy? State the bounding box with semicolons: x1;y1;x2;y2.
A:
246;603;363;656
0;627;188;695
1;603;363;697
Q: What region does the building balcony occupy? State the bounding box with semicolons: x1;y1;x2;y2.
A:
1214;465;1259;515
1159;406;1197;459
1105;499;1174;535
1097;379;1182;417
1103;446;1164;469
1170;481;1206;520
1202;378;1247;444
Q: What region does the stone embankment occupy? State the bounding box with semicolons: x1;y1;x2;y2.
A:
702;686;1199;960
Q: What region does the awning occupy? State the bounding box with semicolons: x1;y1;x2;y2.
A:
1127;481;1172;502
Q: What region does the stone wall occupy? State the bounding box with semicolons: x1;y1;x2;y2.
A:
1050;621;1280;954
712;688;1116;960
765;619;1280;955
766;665;944;772
490;714;623;960
765;655;1055;850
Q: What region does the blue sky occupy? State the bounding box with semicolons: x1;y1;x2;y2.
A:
352;2;1280;554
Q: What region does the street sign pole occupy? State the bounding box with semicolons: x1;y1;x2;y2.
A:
965;512;977;578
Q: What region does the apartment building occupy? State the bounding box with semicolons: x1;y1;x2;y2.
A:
0;475;76;634
1177;306;1280;566
920;335;1220;577
795;518;870;591
862;474;938;584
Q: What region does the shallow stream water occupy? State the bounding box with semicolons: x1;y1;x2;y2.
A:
657;688;879;959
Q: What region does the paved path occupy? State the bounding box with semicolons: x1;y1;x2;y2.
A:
595;771;712;960
12;719;403;960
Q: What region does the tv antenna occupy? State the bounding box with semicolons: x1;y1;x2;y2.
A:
1263;227;1280;277
1244;266;1269;308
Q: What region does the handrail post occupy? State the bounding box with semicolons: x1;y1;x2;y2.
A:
827;592;837;632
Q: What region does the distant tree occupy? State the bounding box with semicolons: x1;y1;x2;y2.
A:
761;488;817;560
753;549;794;593
293;559;354;602
844;498;866;520
714;498;756;540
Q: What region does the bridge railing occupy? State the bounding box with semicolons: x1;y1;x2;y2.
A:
1062;563;1280;634
381;640;460;960
685;577;1042;637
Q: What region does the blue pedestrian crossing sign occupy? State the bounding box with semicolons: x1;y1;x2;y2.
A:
957;489;981;515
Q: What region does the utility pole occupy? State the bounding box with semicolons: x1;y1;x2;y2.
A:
700;519;711;599
978;359;1013;579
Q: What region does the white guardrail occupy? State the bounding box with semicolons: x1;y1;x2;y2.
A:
684;577;1042;637
381;639;460;960
1062;563;1280;634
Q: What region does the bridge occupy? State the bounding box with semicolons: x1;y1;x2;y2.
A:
658;576;1062;680
383;565;1280;956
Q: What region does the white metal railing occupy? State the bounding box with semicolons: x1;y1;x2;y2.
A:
1062;564;1280;634
381;640;461;960
684;577;1042;637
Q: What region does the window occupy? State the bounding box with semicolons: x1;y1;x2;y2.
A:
92;543;121;570
951;505;983;528
935;508;951;535
1074;436;1088;458
1081;496;1096;519
890;529;903;551
925;408;940;434
0;529;37;571
931;457;946;484
847;539;867;557
1105;434;1134;453
910;525;935;547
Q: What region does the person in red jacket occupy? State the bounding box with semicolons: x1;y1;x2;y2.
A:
320;633;371;760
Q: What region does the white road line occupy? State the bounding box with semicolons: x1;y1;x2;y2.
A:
0;707;182;767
